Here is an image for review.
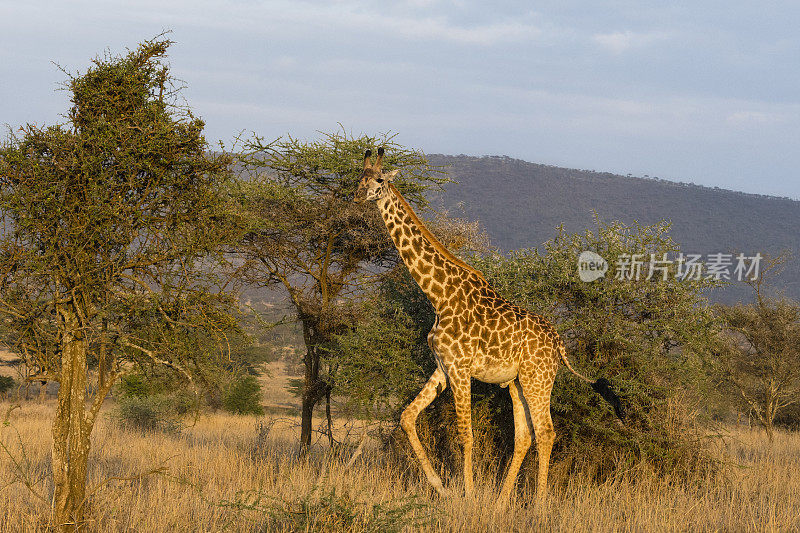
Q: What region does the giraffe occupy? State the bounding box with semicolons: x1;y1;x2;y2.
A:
354;148;623;506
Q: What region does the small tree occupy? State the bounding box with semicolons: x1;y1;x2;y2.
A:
712;254;800;442
0;37;236;530
222;375;265;415
233;131;446;452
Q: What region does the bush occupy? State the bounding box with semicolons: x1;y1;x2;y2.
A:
224;487;431;533
0;375;14;398
775;402;800;430
114;393;186;433
222;375;264;415
112;371;199;432
117;374;151;398
330;300;424;420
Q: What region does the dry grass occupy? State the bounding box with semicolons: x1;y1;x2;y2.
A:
2;401;799;532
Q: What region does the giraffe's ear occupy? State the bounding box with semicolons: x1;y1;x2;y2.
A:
384;169;399;182
375;147;385;169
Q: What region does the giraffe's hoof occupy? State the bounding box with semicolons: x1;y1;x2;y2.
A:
533;495;548;512
494;501;509;514
431;480;447;497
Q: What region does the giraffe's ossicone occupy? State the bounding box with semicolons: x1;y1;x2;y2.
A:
355;148;623;506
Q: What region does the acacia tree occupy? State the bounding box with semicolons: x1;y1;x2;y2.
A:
713;254;800;442
233;132;446;452
0;38;236;530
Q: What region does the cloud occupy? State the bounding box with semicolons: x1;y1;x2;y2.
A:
66;0;542;47
3;0;800;199
254;2;541;46
592;30;667;54
382;16;538;45
272;56;298;70
726;111;789;126
264;2;543;46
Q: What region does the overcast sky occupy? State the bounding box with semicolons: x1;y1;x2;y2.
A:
2;1;799;198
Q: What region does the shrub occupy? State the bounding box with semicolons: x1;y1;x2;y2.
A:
775;402;800;430
222;375;264;415
0;375;14;398
223;487;432;533
114;393;184;433
117;374;151;398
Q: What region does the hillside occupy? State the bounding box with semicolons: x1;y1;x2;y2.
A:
428;154;800;303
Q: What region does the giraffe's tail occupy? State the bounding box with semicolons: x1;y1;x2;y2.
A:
558;344;625;421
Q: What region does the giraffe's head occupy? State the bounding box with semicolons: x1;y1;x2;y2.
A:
354;147;398;203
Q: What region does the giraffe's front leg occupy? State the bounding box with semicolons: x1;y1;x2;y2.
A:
450;371;474;496
400;368;448;496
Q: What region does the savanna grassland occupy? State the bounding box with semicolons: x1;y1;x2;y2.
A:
2;400;799;532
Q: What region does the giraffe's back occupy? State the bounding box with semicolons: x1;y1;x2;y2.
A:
435;275;562;385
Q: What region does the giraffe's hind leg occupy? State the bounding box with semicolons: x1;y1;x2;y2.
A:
450;370;474;496
400;368;447;495
519;368;557;505
498;379;533;505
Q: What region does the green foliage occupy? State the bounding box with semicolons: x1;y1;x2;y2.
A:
471;218;719;475
223;487;432;533
113;371;196;432
113;393;188;433
330;299;424;419
775;402;800;430
222;375;265;415
117;374;150;398
0;35;242;527
0;376;14;396
0;34;239;395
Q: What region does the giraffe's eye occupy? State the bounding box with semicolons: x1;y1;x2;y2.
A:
376;178;384;184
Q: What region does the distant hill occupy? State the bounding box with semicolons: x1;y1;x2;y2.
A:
427;154;800;303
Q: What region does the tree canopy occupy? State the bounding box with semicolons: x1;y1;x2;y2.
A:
232;131;447;450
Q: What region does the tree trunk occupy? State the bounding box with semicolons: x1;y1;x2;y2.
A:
51;305;91;532
764;386;777;445
299;341;319;454
766;398;777;445
298;319;335;454
24;363;31;400
98;318;108;391
325;388;334;448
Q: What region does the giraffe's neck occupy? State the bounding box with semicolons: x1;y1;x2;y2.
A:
377;185;483;311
